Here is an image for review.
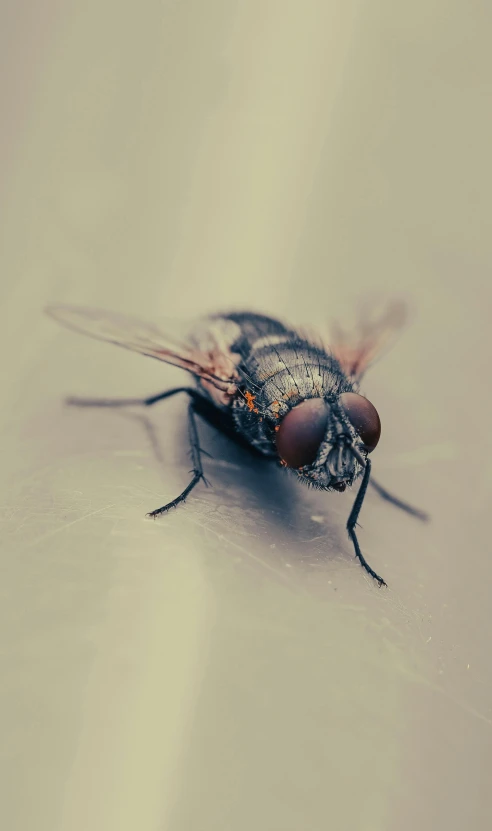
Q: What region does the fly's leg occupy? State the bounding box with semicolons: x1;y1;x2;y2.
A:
369;478;428;521
66;387;195;408
347;459;387;587
67;387;210;516
147;400;207;518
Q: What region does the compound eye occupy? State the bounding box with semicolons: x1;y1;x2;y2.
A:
339;392;381;452
276;399;329;468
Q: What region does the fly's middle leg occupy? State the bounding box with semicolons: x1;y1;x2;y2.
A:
147;400;208;518
67;387;210;516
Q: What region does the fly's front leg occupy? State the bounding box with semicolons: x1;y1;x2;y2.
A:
147;400;208;518
346;459;387;587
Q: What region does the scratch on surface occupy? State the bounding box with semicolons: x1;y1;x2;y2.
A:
26;503;115;548
113;450;148;458
117;483;164;499
383;637;492;728
432;683;492;728
185;514;303;589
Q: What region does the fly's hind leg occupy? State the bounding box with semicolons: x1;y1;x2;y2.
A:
66;387;194;408
147;399;208;518
369;477;429;521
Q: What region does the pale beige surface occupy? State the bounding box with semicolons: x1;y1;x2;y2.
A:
1;1;491;829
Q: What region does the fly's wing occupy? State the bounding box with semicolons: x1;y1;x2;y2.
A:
46;305;239;394
328;297;409;381
300;296;410;382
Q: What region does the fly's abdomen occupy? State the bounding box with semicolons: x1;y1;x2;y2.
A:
219;312;295;361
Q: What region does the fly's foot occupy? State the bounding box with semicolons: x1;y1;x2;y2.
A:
146;470;206;519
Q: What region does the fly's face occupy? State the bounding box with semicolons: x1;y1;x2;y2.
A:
275;393;381;490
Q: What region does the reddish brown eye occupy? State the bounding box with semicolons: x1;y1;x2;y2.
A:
339;392;381;452
276;399;329;468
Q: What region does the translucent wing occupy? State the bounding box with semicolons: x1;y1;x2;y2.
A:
46;305;239;395
328;297;409;381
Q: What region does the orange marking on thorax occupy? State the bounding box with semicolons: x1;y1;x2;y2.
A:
245;390;259;414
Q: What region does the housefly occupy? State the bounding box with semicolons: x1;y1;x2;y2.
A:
46;303;427;586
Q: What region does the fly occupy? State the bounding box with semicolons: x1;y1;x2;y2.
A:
46;303;428;586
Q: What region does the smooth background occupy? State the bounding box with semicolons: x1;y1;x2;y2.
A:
1;1;491;829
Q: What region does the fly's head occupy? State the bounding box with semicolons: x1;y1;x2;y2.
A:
275;393;381;490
